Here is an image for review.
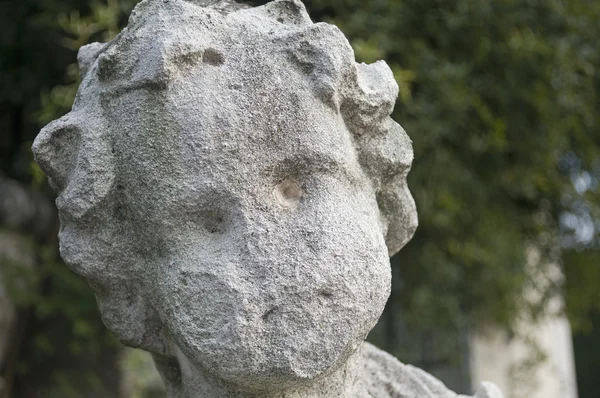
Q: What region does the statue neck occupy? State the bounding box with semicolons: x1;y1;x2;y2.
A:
153;345;367;398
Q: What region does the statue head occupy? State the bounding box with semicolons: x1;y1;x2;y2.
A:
32;0;417;392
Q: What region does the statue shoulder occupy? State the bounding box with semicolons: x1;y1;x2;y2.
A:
359;343;503;398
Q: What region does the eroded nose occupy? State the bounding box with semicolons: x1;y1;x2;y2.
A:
32;114;81;192
33;112;116;220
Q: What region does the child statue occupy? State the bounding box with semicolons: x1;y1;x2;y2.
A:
33;1;502;397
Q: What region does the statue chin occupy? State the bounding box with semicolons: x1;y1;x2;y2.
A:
177;339;349;390
166;289;378;390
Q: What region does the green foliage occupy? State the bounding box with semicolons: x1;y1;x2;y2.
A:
563;249;600;332
507;332;548;398
2;231;119;394
120;348;166;398
38;0;138;126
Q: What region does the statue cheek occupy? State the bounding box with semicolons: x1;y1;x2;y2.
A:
158;270;247;351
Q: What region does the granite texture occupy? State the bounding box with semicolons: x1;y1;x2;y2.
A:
32;0;501;396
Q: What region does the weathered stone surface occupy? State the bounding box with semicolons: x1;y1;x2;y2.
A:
32;0;502;396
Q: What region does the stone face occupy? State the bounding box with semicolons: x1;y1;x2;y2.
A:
32;0;501;397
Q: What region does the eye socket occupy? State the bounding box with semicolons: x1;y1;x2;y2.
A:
202;209;226;234
274;178;303;207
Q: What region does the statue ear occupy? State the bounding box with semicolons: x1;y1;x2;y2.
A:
284;23;356;109
77;42;107;78
342;61;399;136
356;121;417;255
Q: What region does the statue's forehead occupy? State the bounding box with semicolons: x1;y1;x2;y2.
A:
65;0;374;210
74;0;363;187
101;76;359;195
88;1;298;99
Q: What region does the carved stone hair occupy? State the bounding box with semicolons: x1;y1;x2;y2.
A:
32;0;417;354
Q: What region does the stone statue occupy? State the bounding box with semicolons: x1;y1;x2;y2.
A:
32;0;503;396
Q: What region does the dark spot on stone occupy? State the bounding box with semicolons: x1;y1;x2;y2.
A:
262;306;278;321
298;60;315;75
179;275;188;286
203;209;226;234
153;353;182;388
277;17;284;23
203;48;225;66
176;50;202;67
114;203;127;220
97;52;117;81
319;290;333;298
274;178;303;207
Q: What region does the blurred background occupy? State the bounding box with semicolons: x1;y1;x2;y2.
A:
1;0;599;397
